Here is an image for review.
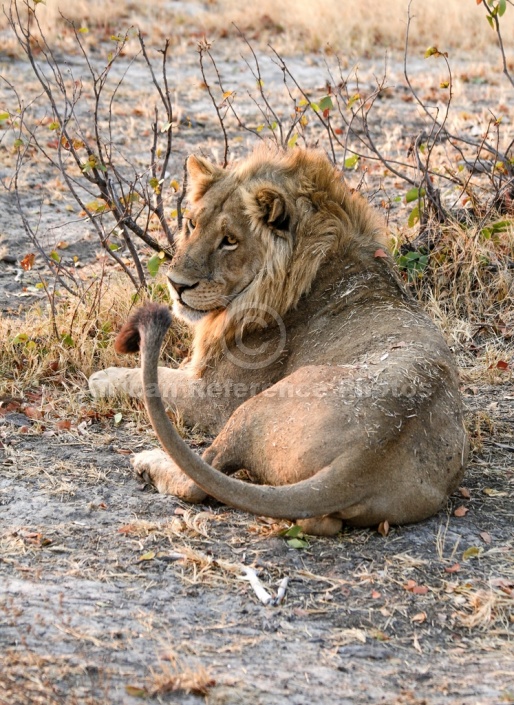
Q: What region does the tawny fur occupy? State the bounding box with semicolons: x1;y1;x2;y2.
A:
90;146;469;536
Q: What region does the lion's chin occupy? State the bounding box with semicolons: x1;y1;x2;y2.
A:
172;300;218;325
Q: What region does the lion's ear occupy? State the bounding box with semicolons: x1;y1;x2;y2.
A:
186;155;222;201
254;187;290;235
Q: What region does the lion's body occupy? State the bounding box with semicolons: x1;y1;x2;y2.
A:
90;147;468;535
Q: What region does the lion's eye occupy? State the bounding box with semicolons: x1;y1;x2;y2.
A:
219;234;238;251
186;218;196;233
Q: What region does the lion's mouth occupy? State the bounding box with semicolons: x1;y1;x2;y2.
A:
169;277;256;324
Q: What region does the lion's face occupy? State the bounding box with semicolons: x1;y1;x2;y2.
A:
168;184;266;324
167;154;295;326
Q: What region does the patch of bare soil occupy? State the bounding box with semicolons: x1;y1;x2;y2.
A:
1;32;513;705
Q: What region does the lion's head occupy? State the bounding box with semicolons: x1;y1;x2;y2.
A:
167;147;386;372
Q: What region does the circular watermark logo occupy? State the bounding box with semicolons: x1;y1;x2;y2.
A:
221;303;287;370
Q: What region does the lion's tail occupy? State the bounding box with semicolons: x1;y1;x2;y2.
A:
117;304;360;520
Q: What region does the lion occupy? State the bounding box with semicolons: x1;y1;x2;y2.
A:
89;147;469;536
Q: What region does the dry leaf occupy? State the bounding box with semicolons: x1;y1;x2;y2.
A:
459;487;471;499
488;360;509;370
483;487;507;497
56;420;71;431
404;580;428;595
139;551;156;561
444;563;461;573
20;253;36;271
411;612;427;623
371;590;382;599
479;531;492;544
454;506;469;517
24;406;43;420
377;520;390;537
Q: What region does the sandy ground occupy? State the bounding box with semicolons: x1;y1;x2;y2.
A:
1;20;513;705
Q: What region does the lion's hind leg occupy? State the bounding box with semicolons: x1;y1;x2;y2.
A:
132;448;207;503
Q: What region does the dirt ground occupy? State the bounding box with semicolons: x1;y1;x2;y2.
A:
1;12;514;705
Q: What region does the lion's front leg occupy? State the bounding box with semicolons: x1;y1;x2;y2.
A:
132;448;207;503
89;366;191;404
89;366;143;399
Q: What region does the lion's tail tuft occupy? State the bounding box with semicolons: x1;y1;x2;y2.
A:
114;303;172;355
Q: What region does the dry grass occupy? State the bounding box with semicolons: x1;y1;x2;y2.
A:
203;0;514;55
0;0;175;53
394;218;514;375
0;273;189;409
2;0;514;57
146;659;216;698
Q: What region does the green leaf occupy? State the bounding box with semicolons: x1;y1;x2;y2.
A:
425;46;439;58
78;26;89;33
282;525;304;538
61;334;74;348
139;551;155;561
287;538;309;549
319;96;334;112
486;14;494;28
147;254;162;278
13;333;29;344
0;111;9;121
405;187;426;203
310;102;320;112
287;133;298;149
408;204;420;228
498;0;507;15
48;121;60;131
347;93;361;110
344;154;359;169
462;546;483;561
125;685;148;698
49;250;61;263
13;138;24;150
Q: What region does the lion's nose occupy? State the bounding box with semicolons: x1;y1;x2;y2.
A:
167;274;198;298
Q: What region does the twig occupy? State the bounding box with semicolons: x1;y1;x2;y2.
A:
198;38;229;167
239;566;273;606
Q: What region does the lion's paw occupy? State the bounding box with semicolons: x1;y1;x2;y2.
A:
88;367;140;399
132;448;207;503
295;515;343;536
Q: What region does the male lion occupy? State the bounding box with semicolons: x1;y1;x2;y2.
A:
89;147;468;536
